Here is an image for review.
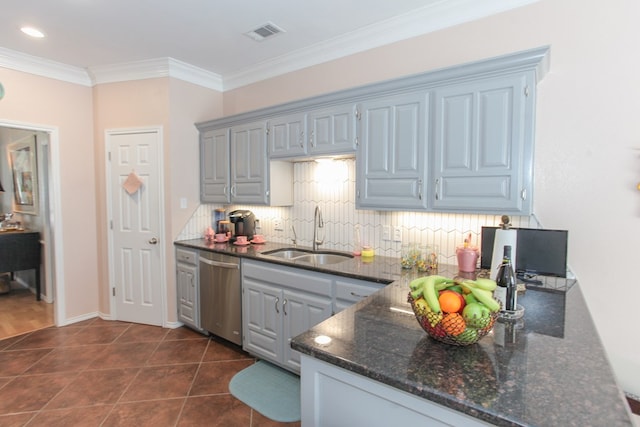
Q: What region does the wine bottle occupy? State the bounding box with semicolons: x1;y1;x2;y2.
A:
494;245;517;311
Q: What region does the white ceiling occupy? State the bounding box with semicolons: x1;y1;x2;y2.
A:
0;0;536;90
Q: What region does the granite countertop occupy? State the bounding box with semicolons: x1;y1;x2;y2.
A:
175;238;633;426
174;238;400;284
291;277;634;426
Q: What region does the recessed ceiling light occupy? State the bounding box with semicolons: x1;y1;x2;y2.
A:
21;27;45;38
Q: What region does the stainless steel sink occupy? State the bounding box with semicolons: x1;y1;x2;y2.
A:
261;248;353;265
262;248;313;259
294;253;353;265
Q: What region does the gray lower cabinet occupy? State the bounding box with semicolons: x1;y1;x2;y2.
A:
431;72;535;214
334;277;385;313
300;356;491;426
356;92;429;210
176;248;201;331
242;260;332;373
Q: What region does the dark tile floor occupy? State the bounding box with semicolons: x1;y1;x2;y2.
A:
0;319;301;427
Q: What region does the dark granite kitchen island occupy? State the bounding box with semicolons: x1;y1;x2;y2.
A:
291;275;634;426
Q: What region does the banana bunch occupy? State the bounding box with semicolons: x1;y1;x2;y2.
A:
456;277;500;313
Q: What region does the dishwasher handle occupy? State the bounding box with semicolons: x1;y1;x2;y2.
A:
199;257;239;269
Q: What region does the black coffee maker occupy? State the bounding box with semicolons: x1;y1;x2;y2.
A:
228;210;256;242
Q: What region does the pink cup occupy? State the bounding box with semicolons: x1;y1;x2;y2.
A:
214;233;227;242
456;246;479;273
252;234;264;243
236;235;248;244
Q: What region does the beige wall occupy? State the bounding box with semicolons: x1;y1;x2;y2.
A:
0;67;98;319
224;0;640;395
92;77;222;321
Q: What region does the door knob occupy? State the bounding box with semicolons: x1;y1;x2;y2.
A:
148;237;158;244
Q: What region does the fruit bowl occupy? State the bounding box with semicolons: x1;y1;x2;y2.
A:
408;292;498;346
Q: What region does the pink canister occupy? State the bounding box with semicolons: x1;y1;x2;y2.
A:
456;245;479;273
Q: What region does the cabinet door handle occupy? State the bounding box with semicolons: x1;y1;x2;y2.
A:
299;131;304;148
418;179;423;200
231;185;236;197
283;298;288;316
350;291;367;299
435;179;440;200
275;297;280;314
521;189;527;200
310;130;315;147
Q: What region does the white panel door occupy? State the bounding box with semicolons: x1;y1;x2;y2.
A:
107;128;164;326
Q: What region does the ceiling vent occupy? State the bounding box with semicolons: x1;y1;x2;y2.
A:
245;22;285;41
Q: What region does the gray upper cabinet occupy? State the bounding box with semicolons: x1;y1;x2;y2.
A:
307;104;357;156
268;113;307;158
230;121;269;204
200;121;293;206
356;92;429;210
431;72;535;213
200;127;230;204
197;47;549;214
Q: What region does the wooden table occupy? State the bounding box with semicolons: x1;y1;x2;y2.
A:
0;231;41;300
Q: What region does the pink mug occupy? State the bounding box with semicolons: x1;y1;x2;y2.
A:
215;233;227;242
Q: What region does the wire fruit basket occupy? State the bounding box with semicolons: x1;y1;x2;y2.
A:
408;293;498;346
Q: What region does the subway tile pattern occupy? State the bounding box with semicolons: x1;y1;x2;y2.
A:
177;159;537;265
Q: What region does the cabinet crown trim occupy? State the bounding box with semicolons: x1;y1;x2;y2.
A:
196;46;550;130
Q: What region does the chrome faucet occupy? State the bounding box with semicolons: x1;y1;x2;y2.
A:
291;225;297;246
313;205;324;251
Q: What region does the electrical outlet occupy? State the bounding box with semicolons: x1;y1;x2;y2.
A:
393;226;402;242
382;225;391;241
274;218;283;231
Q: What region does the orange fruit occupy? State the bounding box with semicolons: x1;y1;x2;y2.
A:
438;290;464;313
441;312;466;336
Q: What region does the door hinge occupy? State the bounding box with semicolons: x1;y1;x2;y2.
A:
112;288;115;297
108;152;111;161
524;85;530;97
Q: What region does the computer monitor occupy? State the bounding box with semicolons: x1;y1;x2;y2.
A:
480;227;568;278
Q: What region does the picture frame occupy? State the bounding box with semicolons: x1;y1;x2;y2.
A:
8;136;39;215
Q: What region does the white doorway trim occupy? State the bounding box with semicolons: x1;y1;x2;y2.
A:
105;126;167;326
0;119;65;326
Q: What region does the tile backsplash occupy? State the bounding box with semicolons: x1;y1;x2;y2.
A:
177;158;537;265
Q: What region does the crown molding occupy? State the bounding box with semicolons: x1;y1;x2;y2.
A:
222;0;538;90
88;58;223;91
1;0;537;91
0;47;92;86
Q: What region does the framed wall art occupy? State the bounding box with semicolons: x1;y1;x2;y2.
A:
8;136;38;215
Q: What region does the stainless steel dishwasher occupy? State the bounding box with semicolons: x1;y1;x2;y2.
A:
199;252;242;345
